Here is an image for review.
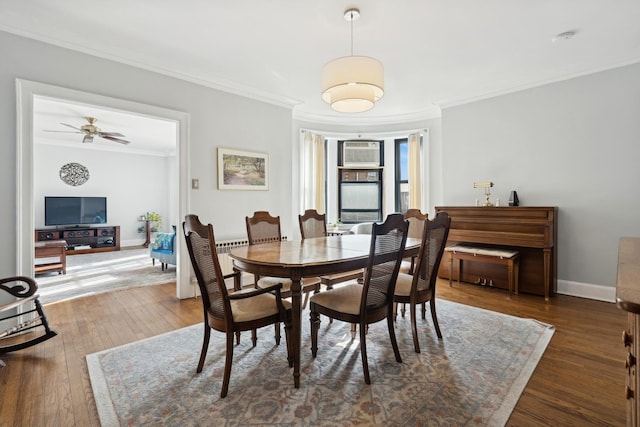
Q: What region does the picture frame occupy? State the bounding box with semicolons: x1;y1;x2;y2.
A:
217;147;269;190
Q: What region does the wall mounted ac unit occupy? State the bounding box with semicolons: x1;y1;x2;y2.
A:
343;141;380;167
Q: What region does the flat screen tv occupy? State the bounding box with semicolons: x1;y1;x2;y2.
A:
45;196;107;226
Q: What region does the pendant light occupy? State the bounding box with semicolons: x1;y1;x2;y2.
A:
321;8;384;113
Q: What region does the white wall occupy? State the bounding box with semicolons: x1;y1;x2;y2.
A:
441;62;640;295
0;30;293;280
33;144;172;246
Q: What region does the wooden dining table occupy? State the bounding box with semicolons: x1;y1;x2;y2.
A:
229;233;420;388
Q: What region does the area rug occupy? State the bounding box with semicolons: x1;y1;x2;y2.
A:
37;248;175;304
87;300;554;426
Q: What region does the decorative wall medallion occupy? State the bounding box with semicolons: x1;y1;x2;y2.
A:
59;162;90;186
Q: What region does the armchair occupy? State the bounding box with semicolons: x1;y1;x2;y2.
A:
150;225;177;271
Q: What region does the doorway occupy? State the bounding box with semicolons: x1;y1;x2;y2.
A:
17;80;192;299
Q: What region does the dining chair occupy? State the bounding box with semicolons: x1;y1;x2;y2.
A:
246;211;321;343
400;209;428;275
183;214;292;398
246;211;321;306
298;209;364;290
396;209;428;318
393;212;451;353
309;213;409;384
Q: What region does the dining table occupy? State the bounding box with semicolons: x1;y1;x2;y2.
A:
229;233;421;388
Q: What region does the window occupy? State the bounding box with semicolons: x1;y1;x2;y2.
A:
395;138;409;212
338;169;382;223
337;140;383;224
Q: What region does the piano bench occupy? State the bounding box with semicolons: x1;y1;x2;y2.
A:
444;245;519;297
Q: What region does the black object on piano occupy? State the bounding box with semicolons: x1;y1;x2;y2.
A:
508;191;519;206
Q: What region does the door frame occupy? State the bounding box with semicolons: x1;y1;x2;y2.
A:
16;79;193;299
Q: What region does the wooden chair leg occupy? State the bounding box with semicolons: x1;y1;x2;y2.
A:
197;325;210;373
430;299;442;339
360;322;371;384
310;310;320;358
251;329;257;347
388;314;402;364
410;302;420;353
220;332;234;398
274;322;281;345
302;292;310;310
285;317;293;367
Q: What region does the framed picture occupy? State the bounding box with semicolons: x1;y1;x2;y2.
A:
217;148;269;190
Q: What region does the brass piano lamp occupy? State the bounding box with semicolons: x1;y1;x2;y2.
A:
474;181;494;207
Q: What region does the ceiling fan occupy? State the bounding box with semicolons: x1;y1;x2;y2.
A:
45;116;130;144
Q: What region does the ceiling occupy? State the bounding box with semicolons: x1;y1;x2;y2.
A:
32;96;178;156
3;0;640;141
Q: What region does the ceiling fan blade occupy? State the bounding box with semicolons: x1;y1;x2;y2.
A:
43;130;83;133
61;123;83;131
99;131;125;137
101;135;131;145
82;134;94;143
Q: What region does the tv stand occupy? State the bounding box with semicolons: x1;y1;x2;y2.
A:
35;225;120;255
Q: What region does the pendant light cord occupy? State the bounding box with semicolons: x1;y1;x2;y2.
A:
350;10;354;56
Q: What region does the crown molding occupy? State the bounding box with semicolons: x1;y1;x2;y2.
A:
0;26;300;110
292;106;441;127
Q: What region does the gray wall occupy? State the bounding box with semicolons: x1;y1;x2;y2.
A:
441;62;640;290
0;30;293;279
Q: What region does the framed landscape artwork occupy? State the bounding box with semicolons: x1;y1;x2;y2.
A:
217;148;269;190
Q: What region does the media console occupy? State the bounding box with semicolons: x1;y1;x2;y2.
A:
35;225;120;255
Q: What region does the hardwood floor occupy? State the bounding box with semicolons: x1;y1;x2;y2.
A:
0;280;627;426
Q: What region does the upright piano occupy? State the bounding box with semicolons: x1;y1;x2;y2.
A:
435;206;557;299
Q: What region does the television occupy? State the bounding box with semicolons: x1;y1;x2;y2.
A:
45;196;107;226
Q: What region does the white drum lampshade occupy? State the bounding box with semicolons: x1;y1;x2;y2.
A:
321;56;384;113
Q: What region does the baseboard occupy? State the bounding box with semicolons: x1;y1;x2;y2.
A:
122;239;145;247
557;279;616;303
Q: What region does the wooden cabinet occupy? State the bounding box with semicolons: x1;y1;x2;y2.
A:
35;225;120;255
616;237;640;426
435;206;557;299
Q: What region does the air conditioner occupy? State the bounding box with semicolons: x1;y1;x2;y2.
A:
343;141;380;167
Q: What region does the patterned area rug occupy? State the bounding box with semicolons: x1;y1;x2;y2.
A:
87;300;554;426
36;248;176;304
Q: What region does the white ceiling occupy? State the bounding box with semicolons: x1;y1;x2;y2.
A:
3;0;640;141
32;96;178;156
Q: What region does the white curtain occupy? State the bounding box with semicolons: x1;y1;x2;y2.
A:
302;131;325;213
408;132;421;209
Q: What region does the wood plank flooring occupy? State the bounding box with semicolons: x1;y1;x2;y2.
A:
0;280;627;426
